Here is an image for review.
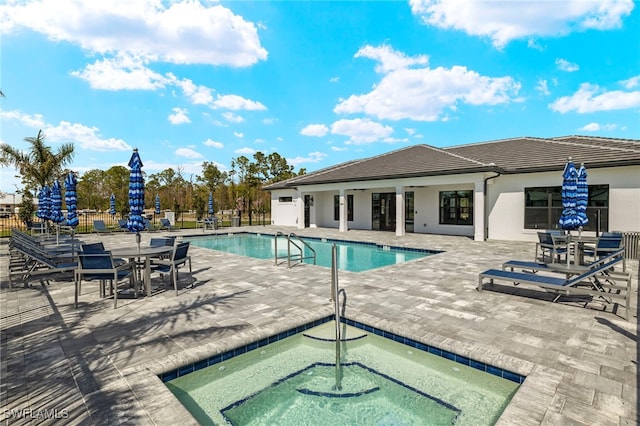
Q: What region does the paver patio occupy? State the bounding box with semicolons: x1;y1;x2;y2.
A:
1;226;637;425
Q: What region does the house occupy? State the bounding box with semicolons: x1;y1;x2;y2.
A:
264;135;640;242
0;192;22;217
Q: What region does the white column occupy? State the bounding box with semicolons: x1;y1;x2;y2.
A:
339;189;348;232
396;186;405;236
297;190;305;229
474;180;485;241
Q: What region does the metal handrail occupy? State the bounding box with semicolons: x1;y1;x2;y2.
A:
332;243;342;390
273;232;316;268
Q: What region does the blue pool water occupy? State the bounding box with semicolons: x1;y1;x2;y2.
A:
186;233;438;272
164;318;522;425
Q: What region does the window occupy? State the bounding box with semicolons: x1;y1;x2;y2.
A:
524;185;609;231
278;196;293;203
439;190;473;225
334;194;353;221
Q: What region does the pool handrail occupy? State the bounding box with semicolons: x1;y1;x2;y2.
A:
273;232;317;268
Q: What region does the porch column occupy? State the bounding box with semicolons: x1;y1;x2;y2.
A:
339;189;348;232
396;186;405;236
474;180;485;241
297;190;305;229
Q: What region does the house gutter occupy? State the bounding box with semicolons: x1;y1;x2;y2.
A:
483;168;502;240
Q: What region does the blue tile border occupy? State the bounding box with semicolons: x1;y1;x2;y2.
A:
160;315;526;385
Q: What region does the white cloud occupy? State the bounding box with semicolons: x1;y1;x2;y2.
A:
47;121;131;151
330;118;394;144
203;139;224;149
405;128;416;136
71;53;170;90
335;45;520;122
262;118;276;125
355;44;429;73
222;112;245;123
287;151;327;166
550;83;640;113
168;107;191;124
0;0;268;67
300;124;329;137
409;0;634;48
330;146;347;152
175;78;214;105
175;147;202;159
235;147;255;155
330;76;340;83
555;58;579;72
212;94;266;111
0;110;46;128
536;80;550;96
579;122;617;132
621;75;640;89
233;132;244;138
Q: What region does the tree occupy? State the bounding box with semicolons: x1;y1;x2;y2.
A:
0;130;75;192
18;190;36;228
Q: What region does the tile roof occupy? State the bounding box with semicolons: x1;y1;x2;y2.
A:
265;135;640;189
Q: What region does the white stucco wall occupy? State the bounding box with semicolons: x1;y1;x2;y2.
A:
269;165;639;242
487;165;640;242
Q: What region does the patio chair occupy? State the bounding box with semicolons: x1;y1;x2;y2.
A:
117;219;128;231
143;218;156;232
478;254;631;321
582;232;625;271
535;231;569;263
82;242;126;266
93;220;111;234
160;218;176;231
150;241;192;296
203;217;218;230
75;250;137;309
503;247;625;275
150;237;176;248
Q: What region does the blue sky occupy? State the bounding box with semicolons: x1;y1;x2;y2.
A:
1;0;639;193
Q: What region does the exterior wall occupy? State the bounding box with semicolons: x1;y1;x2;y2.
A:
269;189;299;226
487;165;640;242
269;165;639;242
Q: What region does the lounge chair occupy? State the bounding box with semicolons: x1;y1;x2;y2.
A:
75;250;137;309
117;219;128;231
478;254;632;320
202;217;218;230
503;247;625;274
9;229;78;288
150;241;192;296
143;218;156;232
93;220;111;234
160;218;176;231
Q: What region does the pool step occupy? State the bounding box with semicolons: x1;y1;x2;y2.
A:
302;322;367;342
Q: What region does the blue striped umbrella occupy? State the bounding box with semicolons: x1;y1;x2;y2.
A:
127;148;146;233
575;163;589;229
208;192;214;216
64;172;79;228
155;194;161;215
49;180;65;224
110;193;116;216
558;158;579;230
36;185;51;221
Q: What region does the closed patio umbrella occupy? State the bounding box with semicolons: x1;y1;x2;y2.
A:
558;157;579;231
127;148;145;247
64;172;79;257
208;192;214;216
50;180;65;244
155;194;161;215
36;185;51;235
110;193;116;216
576;163;589;232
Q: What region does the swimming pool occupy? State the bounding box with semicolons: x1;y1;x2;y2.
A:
186;233;439;272
163;318;522;425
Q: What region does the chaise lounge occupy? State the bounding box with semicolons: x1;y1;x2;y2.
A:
478;254;632;320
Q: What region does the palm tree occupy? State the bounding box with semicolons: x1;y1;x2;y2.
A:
0;130;75;191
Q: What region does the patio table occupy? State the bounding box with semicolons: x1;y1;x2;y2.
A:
111;246;173;298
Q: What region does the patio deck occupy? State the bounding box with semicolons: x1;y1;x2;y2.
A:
1;226;637;425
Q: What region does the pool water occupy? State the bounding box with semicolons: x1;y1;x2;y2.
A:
186;233;436;272
165;322;520;425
